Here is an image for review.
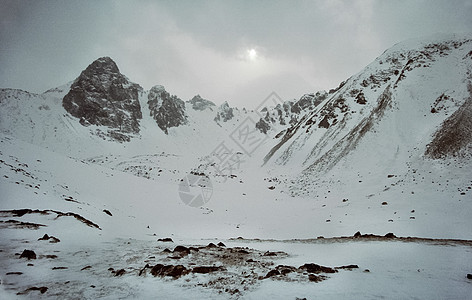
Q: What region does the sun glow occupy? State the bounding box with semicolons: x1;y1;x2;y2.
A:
247;48;257;61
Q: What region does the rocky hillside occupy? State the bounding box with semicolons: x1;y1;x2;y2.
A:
262;35;472;177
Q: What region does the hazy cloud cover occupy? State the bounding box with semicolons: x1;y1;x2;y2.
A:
1;0;471;108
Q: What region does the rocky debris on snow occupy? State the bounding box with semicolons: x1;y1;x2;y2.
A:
19;250;36;260
114;269;126;277
131;243;357;295
151;264;188;278
0;209;101;230
38;234;60;243
299;263;337;274
0;219;45;230
103;209;112;216
6;272;23;275
335;265;359;270
192;266;225;274
17;286;48;295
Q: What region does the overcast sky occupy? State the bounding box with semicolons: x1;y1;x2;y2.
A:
1;0;471;108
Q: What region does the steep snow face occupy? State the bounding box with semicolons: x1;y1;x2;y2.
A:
147;85;187;134
63;57;143;140
263;35;472;184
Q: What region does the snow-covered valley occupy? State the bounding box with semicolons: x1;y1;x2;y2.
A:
1;34;472;299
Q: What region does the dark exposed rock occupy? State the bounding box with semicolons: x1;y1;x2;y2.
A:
188;95;215;111
354;231;362;238
151;264;188;278
264;269;280;278
299;263;337;274
318;115;330;128
308;274;325;282
6;272;23;275
276;265;297;275
214;101;234;123
173;245;190;254
103;209;112;216
19;250;36;260
356;92;367;104
148;85;188;134
192;266;224;274
256;118;270;134
384;233;396;238
17;286;48;295
114;269;126;276
158;238;173;242
63;57;142;137
138;264;150;276
38;234;60;243
217;242;226;247
206;243;218;248
335;265;359;270
467;273;472;279
81;266;92;271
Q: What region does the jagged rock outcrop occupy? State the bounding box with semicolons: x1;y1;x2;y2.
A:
62;57;143;137
188;95;216;111
214;101;234;123
148;85;187;134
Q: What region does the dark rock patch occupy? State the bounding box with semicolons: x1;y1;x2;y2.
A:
114;269;126;277
38;234;60;243
103;209;112;216
17;286;48;295
192;266;224;274
19;249;36;260
6;272;23;275
158;238;173;242
81;266;92;271
206;243;218;248
299;263;337;274
151;264;188;278
335;265;359;270
264;269;280;279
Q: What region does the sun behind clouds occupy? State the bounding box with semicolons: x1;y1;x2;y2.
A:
247;48;257;61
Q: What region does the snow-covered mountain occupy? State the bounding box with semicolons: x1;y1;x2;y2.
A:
1;33;471;299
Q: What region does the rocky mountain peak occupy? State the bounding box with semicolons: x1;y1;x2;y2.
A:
187;95;216;111
62;57;143;141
